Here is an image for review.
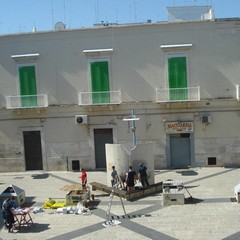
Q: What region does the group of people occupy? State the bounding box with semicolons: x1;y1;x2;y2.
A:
111;163;149;191
79;164;149;192
2;196;17;233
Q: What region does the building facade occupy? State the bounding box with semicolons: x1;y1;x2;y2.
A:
0;17;240;172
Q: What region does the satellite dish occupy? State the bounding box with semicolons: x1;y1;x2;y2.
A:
54;22;65;30
32;26;37;32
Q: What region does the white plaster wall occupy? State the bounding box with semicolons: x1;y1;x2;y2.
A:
1;102;240;172
130;143;155;185
194;111;240;167
0;20;239;105
105;144;129;187
0;20;240;172
106;143;155;187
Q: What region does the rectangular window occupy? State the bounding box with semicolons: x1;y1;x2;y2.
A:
90;61;110;104
168;56;187;100
18;65;37;107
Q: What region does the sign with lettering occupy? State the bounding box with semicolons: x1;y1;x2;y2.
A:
165;121;193;134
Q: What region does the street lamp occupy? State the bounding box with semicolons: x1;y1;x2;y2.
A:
123;110;140;149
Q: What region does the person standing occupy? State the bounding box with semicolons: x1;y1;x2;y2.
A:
139;163;149;187
126;166;136;192
79;169;87;190
119;172;126;190
111;166;118;187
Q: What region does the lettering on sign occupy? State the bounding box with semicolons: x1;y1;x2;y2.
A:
165;121;193;134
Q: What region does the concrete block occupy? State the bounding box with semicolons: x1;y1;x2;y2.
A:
163;188;185;205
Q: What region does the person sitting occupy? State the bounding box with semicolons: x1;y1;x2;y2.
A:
2;198;9;229
126;166;137;192
3;198;15;232
10;196;17;208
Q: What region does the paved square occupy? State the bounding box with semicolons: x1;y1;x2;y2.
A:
1;167;240;240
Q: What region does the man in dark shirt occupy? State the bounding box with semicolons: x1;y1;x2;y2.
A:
139;163;149;187
126;166;136;191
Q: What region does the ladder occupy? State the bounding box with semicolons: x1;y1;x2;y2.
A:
106;187;127;222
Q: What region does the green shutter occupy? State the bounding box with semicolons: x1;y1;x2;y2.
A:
168;57;187;100
90;61;110;104
19;66;37;107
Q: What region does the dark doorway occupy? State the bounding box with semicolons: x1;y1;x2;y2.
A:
170;133;191;168
23;131;43;170
94;128;113;169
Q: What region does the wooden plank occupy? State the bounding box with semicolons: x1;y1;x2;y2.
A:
126;182;163;200
89;182;163;201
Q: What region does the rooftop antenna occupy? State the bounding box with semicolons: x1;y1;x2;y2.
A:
32;24;37;32
208;0;213;7
69;0;72;28
116;8;119;24
63;0;66;26
51;0;54;28
95;0;99;24
133;0;137;22
129;5;132;22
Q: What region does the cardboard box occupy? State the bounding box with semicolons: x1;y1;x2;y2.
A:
65;190;90;205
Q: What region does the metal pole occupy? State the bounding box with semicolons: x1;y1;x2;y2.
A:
132;109;136;148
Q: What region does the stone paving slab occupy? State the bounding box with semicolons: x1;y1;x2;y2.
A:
0;167;240;240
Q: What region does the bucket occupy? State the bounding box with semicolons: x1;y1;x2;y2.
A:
62;207;67;214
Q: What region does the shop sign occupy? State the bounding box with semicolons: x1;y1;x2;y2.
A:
165;121;193;134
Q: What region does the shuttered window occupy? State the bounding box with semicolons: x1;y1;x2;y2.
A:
90;61;110;104
168;56;187;100
18;66;37;107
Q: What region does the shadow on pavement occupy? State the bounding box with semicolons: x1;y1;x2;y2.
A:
31;174;49;179
22;197;37;208
90;199;101;209
185;197;203;204
176;170;198;176
13;223;50;233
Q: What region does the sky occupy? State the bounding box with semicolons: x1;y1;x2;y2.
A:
0;0;239;34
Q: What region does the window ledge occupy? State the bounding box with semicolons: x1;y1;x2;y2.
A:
11;53;40;62
160;44;193;52
83;48;113;57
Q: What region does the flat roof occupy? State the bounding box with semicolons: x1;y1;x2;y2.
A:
0;17;239;38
